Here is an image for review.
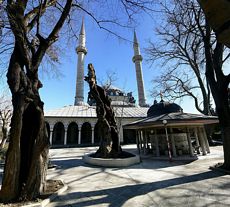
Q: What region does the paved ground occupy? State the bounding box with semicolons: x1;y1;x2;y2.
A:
46;145;230;207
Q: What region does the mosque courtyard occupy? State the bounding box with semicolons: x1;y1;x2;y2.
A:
44;145;230;207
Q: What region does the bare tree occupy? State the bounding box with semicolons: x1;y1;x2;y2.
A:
0;0;156;202
85;63;121;158
146;0;230;115
99;71;136;136
0;95;12;149
202;23;230;171
98;71;118;90
147;0;230;170
0;1;74;202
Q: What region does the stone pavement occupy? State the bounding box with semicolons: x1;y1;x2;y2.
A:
46;145;230;207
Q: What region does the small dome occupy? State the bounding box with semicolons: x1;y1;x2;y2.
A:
147;100;183;117
105;85;125;96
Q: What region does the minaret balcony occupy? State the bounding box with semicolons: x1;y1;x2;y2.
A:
76;46;87;54
132;55;143;62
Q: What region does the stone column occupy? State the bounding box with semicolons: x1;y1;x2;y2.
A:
138;130;143;150
119;128;124;144
186;128;194;157
170;128;177;157
194;128;200;147
91;124;95;144
154;130;160;157
64;125;68;145
142;130;147;154
136;130;140;153
202;127;210;153
49;130;53;145
194;127;201;154
78;124;82;145
141;130;146;153
198;127;207;155
150;133;154;155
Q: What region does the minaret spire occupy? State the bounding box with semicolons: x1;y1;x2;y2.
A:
74;19;87;105
80;18;85;36
132;31;147;107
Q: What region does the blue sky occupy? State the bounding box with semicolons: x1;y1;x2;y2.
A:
1;2;229;114
38;12;201;114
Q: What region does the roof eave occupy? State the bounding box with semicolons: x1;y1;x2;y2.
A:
124;119;219;130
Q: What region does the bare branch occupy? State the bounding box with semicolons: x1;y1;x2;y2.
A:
33;0;73;69
72;2;132;42
146;0;219;115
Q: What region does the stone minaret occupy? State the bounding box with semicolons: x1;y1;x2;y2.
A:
132;31;147;107
74;20;87;105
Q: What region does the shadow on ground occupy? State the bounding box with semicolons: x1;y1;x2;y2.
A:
49;170;227;207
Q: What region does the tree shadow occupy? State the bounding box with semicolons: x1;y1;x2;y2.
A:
50;152;194;171
49;145;202;172
48;170;227;207
50;159;86;170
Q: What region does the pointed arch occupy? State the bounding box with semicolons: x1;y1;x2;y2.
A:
81;122;92;145
52;122;65;145
67;122;78;145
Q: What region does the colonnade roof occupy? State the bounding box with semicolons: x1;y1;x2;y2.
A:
45;105;149;118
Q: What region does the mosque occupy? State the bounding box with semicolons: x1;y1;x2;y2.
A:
44;21;219;158
44;21;149;147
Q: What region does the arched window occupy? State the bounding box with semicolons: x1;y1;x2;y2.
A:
52;122;64;145
67;122;78;145
81;122;92;145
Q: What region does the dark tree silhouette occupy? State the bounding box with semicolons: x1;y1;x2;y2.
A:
0;0;156;202
147;0;230;116
198;0;230;48
147;0;230;170
0;0;73;202
85;63;121;158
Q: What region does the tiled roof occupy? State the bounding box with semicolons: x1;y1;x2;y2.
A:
45;105;148;118
124;112;219;129
113;106;148;118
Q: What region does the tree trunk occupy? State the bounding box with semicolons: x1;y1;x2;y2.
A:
0;47;49;202
20;102;49;200
0;95;49;202
208;87;230;170
203;28;230;170
0;94;24;201
222;125;230;169
0;0;72;202
215;93;230;170
85;63;121;158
